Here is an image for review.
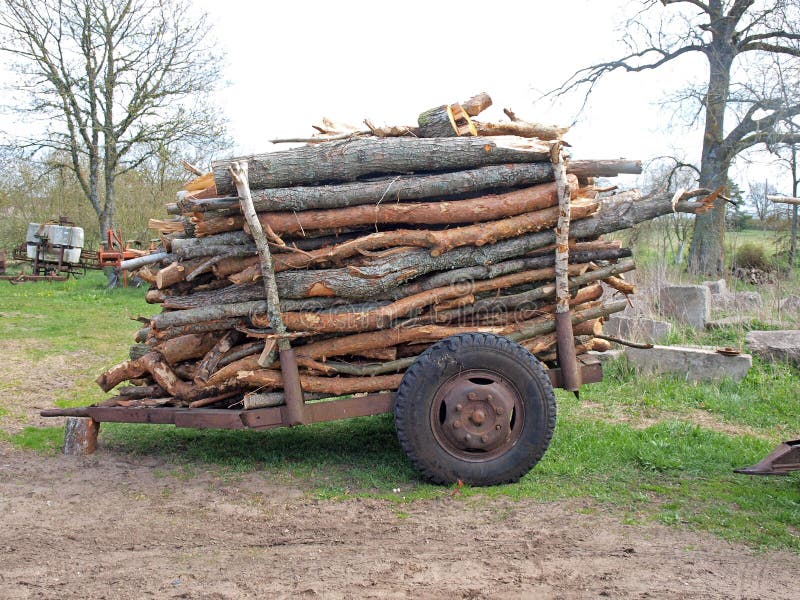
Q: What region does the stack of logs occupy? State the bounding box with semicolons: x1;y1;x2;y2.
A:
96;93;718;410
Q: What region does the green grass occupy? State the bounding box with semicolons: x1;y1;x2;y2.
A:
1;271;799;552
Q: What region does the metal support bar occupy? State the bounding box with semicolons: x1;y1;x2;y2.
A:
278;347;306;426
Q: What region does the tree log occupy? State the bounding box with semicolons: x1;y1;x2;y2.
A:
194;331;243;384
261;188;711;300
250;264;586;334
237;370;404;394
178;159;640;215
417;103;477;137
474;120;568;140
212;136;554;194
250;180;578;235
256;198;599;274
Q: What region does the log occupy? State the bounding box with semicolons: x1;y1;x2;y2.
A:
237;370;404;395
157;333;218;365
768;195;800;205
177;160;639;215
474;120;568;140
194;331;242;384
568;160;641;177
227;163;287;363
62;417;100;456
212;136;554;194
461;92;493;117
156;259;203;289
262;188;712;300
417;103;477;137
258;198;599;274
118;384;166;399
150;318;245;341
120;252;171;271
250;264;587;334
249;180;576;235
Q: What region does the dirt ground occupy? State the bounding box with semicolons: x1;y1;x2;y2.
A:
1;444;798;600
2;347;800;599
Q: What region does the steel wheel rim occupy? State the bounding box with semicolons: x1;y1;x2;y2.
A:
429;368;525;462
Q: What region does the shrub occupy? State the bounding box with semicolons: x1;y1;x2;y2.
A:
733;242;770;270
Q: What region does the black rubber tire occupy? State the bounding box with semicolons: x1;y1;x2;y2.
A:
394;333;557;486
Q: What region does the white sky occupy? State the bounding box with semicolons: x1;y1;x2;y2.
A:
0;0;791;193
202;0;696;165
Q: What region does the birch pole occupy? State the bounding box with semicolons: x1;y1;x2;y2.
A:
229;161;305;424
552;144;580;392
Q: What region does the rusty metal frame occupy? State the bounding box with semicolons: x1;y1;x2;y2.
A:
41;359;603;431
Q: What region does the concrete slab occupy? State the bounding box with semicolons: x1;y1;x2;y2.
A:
702;279;727;295
587;349;625;363
745;330;800;367
625;345;752;383
604;315;672;343
659;285;710;330
712;291;762;312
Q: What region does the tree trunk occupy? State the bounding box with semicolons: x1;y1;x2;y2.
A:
212;136;553;193
687;43;733;276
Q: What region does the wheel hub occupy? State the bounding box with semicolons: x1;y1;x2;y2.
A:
435;371;519;454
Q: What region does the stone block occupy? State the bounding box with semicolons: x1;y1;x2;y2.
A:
713;291;762;312
779;295;800;312
587;348;625;363
745;330;800;367
659;285;710;330
625;345;751;383
702;279;727;295
604;315;672;343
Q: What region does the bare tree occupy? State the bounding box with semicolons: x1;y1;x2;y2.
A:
0;0;227;244
550;0;800;275
747;178;776;225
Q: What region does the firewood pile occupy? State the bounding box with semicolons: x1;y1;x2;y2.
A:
96;93;718;410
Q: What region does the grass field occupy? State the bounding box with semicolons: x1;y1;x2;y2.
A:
1;270;799;552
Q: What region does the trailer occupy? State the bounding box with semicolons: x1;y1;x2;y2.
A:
43;339;601;485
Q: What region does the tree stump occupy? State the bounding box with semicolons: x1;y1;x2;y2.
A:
63;417;100;456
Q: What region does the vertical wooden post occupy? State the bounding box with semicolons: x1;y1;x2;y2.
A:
552;144;581;393
62;417;100;456
229;161;306;425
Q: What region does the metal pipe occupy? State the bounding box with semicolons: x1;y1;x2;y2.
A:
120;252;172;271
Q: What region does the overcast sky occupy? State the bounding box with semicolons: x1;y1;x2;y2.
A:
0;0;790;192
199;0;698;164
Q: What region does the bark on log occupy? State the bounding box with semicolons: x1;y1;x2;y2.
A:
417;103;477;137
249;180;576;235
250;264;586;334
259;199;599;274
212;136;554;194
262;188;710;300
237;370;404;394
158;333;218;365
194;331;242;384
178;160;639;215
474;120;568;140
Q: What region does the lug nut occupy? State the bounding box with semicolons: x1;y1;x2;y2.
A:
487;394;494;402
468;392;478;401
495;424;502;430
470;409;486;425
463;433;471;442
481;435;489;443
495;406;504;416
455;403;463;412
453;420;462;429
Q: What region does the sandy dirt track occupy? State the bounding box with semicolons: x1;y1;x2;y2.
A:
1;444;798;600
